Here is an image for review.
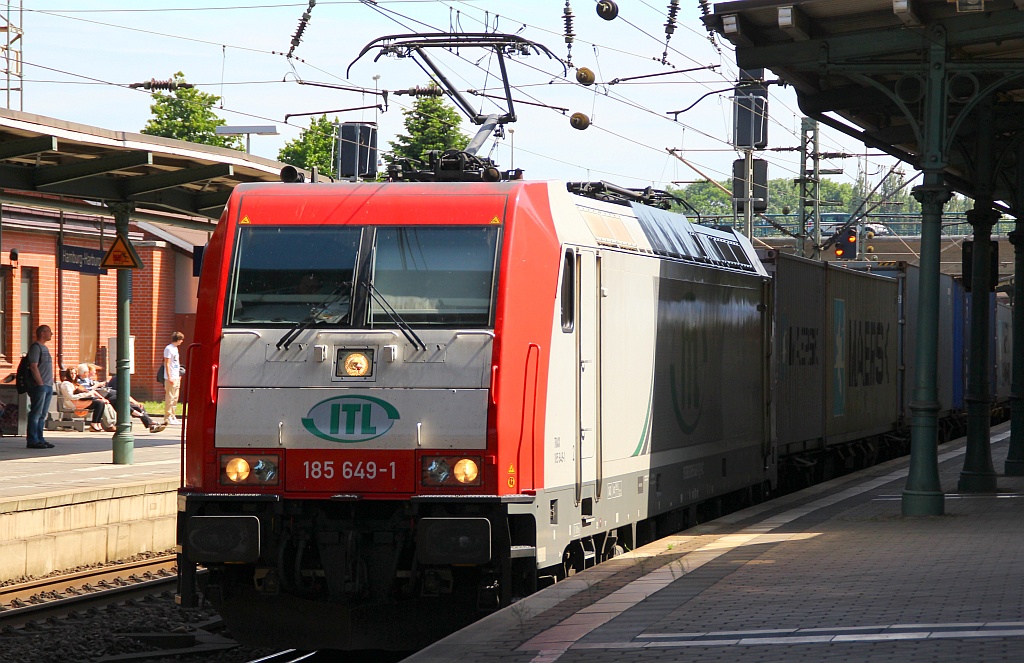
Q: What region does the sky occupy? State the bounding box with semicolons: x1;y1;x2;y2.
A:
14;1;900;192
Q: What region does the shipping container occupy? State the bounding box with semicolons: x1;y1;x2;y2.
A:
823;264;899;445
760;251;826;457
855;262;956;421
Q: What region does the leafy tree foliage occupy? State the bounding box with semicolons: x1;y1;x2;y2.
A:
667;181;732;217
388;87;469;165
140;72;243;150
278;115;339;178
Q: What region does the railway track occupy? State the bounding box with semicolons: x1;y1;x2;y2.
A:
0;555;183;628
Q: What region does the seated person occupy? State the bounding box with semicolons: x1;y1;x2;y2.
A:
106;373;166;433
60;367;113;432
77;363;107;395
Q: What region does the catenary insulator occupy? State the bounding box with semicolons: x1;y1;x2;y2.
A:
563;1;576;44
664;0;680;35
563;1;576;68
129;78;194;91
394;86;444;97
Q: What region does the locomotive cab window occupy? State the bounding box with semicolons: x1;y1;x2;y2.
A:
560;249;575;332
226;226;360;327
369;226;500;327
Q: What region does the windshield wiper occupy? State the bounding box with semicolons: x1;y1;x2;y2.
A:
360;279;427;351
276;282;352;350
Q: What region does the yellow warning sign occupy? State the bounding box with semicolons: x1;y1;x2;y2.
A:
490;216;502;224
508;464;516;474
240;216;251;224
100;234;144;270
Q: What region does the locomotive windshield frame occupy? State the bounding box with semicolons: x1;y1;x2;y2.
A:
225;224;503;329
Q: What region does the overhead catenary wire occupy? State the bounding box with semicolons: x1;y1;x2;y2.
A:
23;1;889;194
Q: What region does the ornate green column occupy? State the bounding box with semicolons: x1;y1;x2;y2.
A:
1006;227;1024;475
959;206;999;491
902;178;950;515
107;203;136;465
901;24;951;516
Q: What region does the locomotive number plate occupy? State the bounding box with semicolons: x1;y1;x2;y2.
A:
287;450;414;492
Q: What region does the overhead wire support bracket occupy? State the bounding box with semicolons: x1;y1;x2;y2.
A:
284;105;383;123
607;64;717;86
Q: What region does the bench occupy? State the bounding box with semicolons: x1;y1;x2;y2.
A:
46;388;88;432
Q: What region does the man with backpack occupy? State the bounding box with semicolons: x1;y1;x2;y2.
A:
26;325;55;449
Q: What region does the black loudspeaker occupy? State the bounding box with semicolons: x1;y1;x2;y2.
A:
732;158;769;213
339;123;378;178
733;68;768;149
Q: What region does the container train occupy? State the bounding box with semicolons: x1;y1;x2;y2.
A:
176;179;1009;650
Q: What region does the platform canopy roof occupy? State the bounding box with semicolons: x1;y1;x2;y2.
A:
0;107;294;223
703;0;1024;210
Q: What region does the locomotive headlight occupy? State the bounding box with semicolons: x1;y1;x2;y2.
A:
337;349;374;378
424;458;452;484
225;457;250;482
422;456;482;487
221;455;280;486
453;458;479;484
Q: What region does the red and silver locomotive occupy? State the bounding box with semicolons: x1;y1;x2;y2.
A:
177;179;773;649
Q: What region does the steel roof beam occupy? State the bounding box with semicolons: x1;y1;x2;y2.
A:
732;10;1024;70
35;151;152;188
195;191;231;212
132;187;231;219
0;135;57;160
124;163;233;196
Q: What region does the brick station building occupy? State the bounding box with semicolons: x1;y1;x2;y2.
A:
0;200;207;402
0;109;289;424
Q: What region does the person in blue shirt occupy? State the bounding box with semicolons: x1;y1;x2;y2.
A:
26;325;54;449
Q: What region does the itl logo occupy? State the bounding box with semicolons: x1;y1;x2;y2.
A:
301;395;400;443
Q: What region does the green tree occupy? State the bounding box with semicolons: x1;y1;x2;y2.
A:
819;178;856;214
388;87;469;165
141;72;243;150
279;115;339;179
766;178;798;215
669;180;732;217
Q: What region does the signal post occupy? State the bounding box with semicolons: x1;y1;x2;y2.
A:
101;203;144;465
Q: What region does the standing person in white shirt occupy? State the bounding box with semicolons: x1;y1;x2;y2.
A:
164;331;185;425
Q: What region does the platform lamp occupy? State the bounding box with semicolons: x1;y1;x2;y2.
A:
215;125;279;153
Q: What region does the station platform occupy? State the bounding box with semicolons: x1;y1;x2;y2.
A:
407;422;1024;662
0;425;180;581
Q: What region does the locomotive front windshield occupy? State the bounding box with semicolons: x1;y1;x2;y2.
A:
370;226;499;327
225;225;500;328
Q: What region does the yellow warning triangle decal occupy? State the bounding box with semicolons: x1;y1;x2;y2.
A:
508;464;516;474
100;233;144;270
240;215;251;224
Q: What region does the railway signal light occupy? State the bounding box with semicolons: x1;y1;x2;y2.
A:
834;227;858;260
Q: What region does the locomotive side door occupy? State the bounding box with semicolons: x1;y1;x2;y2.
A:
576;249;601;508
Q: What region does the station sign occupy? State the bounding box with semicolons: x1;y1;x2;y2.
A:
60;245;108;275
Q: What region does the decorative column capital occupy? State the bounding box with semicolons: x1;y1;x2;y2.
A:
911;184;952;209
966;207;1001;231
